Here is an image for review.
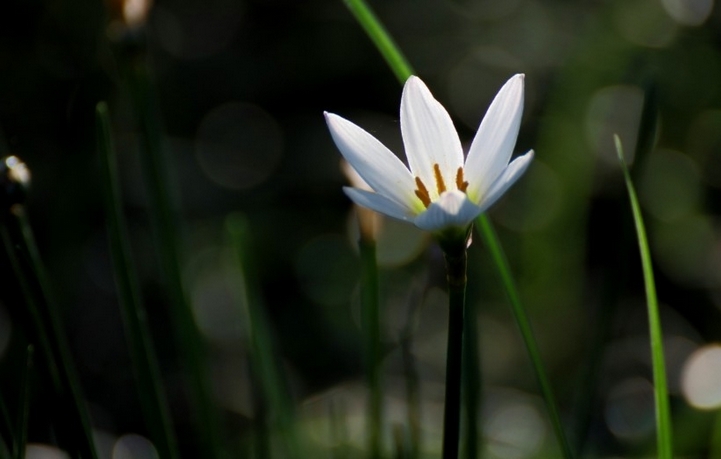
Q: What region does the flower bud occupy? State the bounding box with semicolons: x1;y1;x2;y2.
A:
0;156;30;210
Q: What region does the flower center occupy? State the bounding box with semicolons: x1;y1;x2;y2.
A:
414;165;469;208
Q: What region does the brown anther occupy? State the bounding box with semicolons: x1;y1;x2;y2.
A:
414;177;431;208
433;164;447;194
456;167;469;193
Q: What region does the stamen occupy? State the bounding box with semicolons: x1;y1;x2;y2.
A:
433;164;447;194
456;167;469;192
414;177;431;208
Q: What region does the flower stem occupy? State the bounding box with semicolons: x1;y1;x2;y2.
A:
440;237;468;459
96;102;180;459
359;235;383;459
615;135;673;459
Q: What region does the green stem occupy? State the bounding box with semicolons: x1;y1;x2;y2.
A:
476;216;574;459
359;236;382;459
343;0;414;83
0;211;98;459
0;376;14;456
122;53;224;458
614;135;673;459
226;214;302;459
400;332;420;459
14;345;33;459
96;102;180;459
440;238;468;459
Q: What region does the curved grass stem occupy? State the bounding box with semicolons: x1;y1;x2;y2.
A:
1;211;98;459
615;135;673;459
96;102;180;459
119;52;224;458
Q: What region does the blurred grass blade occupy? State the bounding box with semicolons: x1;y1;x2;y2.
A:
614;135;673;459
0;211;99;459
400;335;420;459
341;1;574;457
226;213;302;459
95;102;180;459
343;0;413;83
358;236;382;459
123;56;224;457
572;81;658;453
462;300;480;459
14;345;33;459
0;383;14;458
329;399;349;459
710;410;721;457
476;217;574;459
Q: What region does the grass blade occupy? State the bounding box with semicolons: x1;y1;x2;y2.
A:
0;381;14;459
342;0;413;83
476;217;574;459
14;345;33;459
226;213;302;459
96;102;180;459
614;135;673;459
121;55;224;457
0;210;98;459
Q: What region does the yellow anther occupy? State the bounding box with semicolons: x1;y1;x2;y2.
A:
456;167;468;193
414;177;431;208
433;164;447;194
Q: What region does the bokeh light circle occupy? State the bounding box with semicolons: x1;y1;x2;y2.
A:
195;102;283;191
681;344;721;409
25;444;70;459
604;377;655;440
113;434;158;459
661;0;713;26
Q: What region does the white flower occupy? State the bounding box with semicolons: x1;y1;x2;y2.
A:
324;74;534;232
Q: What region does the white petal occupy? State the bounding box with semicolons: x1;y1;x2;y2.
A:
344;187;416;222
476;150;534;213
413;190;483;231
400;76;464;199
325;112;417;208
464;74;525;201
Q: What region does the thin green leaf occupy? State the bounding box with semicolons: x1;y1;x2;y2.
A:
1;212;98;459
14;345;33;459
476;217;574;459
122;55;224;457
96;102;180;459
615;135;673;459
343;0;414;83
226;213;302;459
